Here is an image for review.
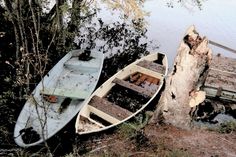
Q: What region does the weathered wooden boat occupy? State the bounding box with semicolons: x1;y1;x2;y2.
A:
14;50;104;147
75;52;168;135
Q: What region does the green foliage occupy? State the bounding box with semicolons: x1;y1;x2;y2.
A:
217;121;236;134
167;0;205;10
0;91;14;104
167;149;192;157
14;148;50;157
0;126;9;143
118;123;137;138
207;121;236;134
102;0;149;20
64;153;74;157
59;3;70;14
117;112;151;149
118;112;151;138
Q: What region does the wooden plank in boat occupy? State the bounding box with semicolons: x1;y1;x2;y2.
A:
112;78;154;97
137;60;166;74
41;88;89;99
134;74;148;86
89;96;133;121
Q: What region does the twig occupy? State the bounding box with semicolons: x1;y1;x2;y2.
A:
0;148;21;154
89;145;108;153
128;151;155;157
88;138;130;154
31;96;52;156
215;135;236;147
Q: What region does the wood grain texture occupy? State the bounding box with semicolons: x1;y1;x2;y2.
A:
89;96;133;121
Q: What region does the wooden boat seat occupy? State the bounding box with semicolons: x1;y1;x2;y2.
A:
64;58;99;72
112;78;154;97
137;60;166;74
41;88;89;99
89;96;133;121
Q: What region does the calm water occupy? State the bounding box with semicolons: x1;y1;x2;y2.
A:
95;0;236;64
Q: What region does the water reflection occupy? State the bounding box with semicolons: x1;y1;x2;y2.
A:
77;17;150;81
69;3;151;81
95;0;236;64
1;0;235;154
143;0;236;63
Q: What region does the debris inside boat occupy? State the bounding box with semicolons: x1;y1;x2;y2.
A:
75;52;168;134
14;50;104;147
106;84;150;113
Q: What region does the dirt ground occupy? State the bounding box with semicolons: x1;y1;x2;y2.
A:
75;124;236;157
1;119;236;157
144;124;236;157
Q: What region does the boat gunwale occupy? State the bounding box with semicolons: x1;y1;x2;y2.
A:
76;52;168;135
14;50;104;147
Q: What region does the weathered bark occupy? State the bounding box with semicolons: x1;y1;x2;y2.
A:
150;26;212;129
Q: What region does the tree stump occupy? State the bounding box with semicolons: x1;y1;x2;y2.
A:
150;26;212;129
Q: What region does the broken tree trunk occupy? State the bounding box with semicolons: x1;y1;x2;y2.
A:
150;26;212;129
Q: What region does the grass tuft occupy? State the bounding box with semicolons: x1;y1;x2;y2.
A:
217;121;236;134
167;149;192;157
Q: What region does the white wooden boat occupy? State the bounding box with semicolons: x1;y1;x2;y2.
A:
75;52;168;135
14;50;104;147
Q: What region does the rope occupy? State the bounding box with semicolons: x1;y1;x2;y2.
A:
209;40;236;54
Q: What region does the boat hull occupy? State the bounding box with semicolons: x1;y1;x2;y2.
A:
75;52;168;135
14;50;104;147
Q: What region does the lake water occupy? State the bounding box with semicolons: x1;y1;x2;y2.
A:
95;0;236;64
